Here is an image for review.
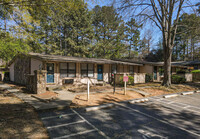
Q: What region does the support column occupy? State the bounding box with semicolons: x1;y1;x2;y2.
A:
34;70;47;94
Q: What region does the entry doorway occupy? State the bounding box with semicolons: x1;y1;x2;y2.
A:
153;66;157;80
97;65;103;81
46;63;54;83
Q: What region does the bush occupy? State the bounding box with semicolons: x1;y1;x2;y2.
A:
171;75;186;84
119;75;134;86
191;70;200;73
128;76;134;85
176;69;186;74
145;73;153;83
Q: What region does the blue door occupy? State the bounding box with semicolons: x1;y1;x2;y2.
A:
97;65;103;81
47;63;54;83
154;66;157;80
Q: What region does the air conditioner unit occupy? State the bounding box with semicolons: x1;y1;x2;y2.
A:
63;79;74;84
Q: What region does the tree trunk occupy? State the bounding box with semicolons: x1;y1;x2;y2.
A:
186;39;189;60
162;37;172;87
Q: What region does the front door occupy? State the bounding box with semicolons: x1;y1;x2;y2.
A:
154;66;157;80
47;63;54;83
97;65;103;81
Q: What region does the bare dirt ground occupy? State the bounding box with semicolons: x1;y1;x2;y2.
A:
71;83;199;107
139;84;198;97
67;84;113;93
71;91;143;107
0;88;48;138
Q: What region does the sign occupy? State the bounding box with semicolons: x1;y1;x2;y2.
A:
123;76;128;82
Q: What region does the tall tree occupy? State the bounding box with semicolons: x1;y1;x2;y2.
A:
119;0;192;87
126;18;141;58
92;5;127;58
174;13;200;61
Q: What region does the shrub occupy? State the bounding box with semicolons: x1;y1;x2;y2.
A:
191;70;200;73
145;73;153;83
119;75;134;86
171;75;186;84
128;76;134;85
176;69;186;74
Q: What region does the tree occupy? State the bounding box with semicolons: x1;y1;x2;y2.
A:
174;13;200;61
145;48;163;62
92;5;127;58
119;0;192;87
0;31;30;62
126;18;142;58
146;29;153;54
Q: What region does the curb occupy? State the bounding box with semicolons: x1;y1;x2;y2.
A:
85;103;115;112
163;94;178;98
129;98;149;104
195;90;200;93
181;91;194;95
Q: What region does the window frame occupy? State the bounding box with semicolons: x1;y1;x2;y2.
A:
111;64;117;73
59;62;76;78
81;63;94;77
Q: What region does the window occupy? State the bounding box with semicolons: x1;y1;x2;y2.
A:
111;64;117;73
129;66;134;74
88;64;94;77
60;63;76;78
81;63;94;77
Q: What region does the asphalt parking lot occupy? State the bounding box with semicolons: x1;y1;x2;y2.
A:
39;93;200;139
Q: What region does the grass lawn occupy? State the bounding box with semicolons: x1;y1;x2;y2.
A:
0;88;48;138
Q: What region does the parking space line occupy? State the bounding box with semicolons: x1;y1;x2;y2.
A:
54;129;97;139
41;113;76;120
115;103;200;137
149;97;200;113
47;120;85;129
71;109;110;139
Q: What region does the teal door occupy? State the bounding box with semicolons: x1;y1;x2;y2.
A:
47;63;54;83
154;66;157;80
97;65;103;81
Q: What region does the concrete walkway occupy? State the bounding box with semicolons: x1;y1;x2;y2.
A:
0;83;75;110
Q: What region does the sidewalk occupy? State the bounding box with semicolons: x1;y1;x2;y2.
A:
0;82;75;110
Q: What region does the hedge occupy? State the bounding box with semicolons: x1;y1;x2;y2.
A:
171;75;186;84
191;70;200;73
145;73;153;83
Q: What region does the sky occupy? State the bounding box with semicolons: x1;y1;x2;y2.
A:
87;0;199;50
